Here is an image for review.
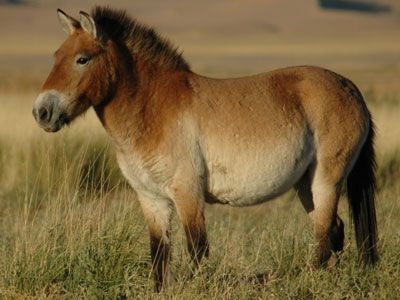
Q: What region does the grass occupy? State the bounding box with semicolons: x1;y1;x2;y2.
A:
1;1;399;297
0;88;399;299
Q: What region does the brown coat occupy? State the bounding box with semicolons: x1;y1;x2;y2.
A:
33;7;378;292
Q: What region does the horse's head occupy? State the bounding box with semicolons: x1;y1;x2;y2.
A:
33;9;117;132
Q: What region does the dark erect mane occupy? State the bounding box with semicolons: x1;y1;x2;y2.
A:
92;6;190;71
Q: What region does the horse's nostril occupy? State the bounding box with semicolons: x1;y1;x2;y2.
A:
38;106;50;122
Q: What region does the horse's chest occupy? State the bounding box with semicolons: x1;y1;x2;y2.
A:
116;151;166;196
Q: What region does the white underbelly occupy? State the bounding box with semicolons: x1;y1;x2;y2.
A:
205;133;314;206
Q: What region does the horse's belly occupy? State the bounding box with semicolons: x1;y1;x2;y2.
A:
205;137;314;206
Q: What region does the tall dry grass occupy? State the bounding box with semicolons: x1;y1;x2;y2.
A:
0;84;399;298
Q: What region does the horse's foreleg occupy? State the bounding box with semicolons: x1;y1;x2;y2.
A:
138;194;173;292
184;215;209;266
171;184;209;269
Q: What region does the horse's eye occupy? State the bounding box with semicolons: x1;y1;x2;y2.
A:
76;57;89;65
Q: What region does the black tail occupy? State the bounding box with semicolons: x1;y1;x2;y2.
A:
347;118;378;265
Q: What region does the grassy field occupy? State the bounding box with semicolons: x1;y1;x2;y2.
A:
1;1;400;299
0;76;399;300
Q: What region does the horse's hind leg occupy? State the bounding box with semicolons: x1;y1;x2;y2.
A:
330;215;344;253
295;168;344;266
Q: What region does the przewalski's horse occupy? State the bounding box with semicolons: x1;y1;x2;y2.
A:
33;7;378;292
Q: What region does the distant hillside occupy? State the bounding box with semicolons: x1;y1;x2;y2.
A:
0;0;399;90
0;0;399;40
318;0;391;12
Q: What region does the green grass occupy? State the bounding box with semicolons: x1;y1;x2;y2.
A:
0;96;399;299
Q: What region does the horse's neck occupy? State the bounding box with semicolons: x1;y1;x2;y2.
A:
95;60;192;152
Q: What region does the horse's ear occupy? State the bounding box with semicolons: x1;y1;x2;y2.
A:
79;11;97;39
57;9;79;35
